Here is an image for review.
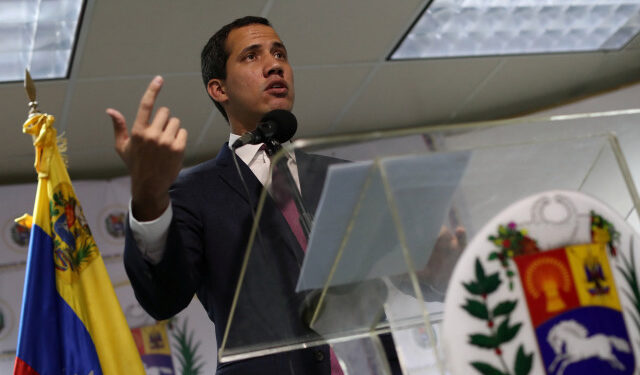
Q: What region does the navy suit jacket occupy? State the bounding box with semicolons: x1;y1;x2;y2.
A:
124;144;339;375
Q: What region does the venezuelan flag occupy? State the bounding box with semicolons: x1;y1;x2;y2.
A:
13;113;145;375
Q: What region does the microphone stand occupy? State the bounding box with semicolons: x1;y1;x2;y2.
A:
265;139;314;240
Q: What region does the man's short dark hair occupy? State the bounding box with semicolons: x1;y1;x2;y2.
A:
201;16;271;122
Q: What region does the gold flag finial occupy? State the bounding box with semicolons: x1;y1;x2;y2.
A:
24;69;40;117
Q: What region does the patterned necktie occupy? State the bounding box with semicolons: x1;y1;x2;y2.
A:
270;156;308;250
266;147;344;375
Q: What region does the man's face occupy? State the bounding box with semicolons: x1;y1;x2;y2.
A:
217;24;294;131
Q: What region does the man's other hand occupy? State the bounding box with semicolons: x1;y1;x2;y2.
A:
434;226;466;255
416;225;466;297
107;76;188;221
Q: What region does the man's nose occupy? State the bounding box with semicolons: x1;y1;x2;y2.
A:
265;58;284;77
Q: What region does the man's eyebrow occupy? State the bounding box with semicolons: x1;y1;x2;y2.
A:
272;41;287;51
239;44;262;56
238;41;287;57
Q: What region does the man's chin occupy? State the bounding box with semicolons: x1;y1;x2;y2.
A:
266;96;294;112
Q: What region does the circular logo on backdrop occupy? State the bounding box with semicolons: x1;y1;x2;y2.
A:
443;191;640;375
2;217;30;254
98;205;127;244
0;298;16;341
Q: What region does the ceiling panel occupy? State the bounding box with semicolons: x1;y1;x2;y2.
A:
292;65;373;137
0;155;39;185
336;58;501;133
65;146;127;179
0;80;68;159
77;0;268;77
591;49;640;84
267;0;424;66
188;109;233;164
456;52;609;121
533;83;640;117
625;33;640;50
63;75;212;159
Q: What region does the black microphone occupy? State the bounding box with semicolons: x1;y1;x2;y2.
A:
231;109;297;149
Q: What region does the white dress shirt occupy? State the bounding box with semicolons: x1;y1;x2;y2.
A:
129;134;299;264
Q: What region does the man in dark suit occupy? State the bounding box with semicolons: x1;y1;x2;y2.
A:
107;16;354;374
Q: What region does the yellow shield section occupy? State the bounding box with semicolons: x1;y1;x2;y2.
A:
138;323;172;355
565;243;621;310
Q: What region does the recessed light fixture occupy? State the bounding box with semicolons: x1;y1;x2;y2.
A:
0;0;85;83
390;0;640;59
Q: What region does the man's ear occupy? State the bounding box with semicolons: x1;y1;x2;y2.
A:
207;79;228;103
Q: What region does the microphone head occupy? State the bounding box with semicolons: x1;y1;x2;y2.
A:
260;109;297;143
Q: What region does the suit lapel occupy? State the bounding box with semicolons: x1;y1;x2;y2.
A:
216;143;263;207
216;143;305;265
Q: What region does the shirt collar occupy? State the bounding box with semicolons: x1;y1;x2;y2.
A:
228;133;295;164
228;133;262;166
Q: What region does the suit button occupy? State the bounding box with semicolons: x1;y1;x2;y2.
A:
314;350;324;362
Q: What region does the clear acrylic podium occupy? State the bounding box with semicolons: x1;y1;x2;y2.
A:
218;109;640;374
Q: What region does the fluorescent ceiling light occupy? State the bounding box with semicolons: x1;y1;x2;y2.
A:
391;0;640;59
0;0;84;82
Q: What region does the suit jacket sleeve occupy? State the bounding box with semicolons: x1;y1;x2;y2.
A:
124;173;205;320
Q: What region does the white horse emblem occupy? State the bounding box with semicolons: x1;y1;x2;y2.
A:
547;320;631;375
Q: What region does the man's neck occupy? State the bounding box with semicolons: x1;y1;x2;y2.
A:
229;115;260;136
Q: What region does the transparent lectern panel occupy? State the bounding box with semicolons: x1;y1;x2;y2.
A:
219;109;640;374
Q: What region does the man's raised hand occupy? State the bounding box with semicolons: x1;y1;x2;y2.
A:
107;76;188;221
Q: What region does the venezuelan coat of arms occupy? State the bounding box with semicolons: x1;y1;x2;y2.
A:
443;190;640;375
51;182;99;283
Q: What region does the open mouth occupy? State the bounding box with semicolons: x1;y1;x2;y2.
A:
265;81;288;96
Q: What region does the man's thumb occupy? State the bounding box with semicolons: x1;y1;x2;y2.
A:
107;108;128;139
106;108;130;156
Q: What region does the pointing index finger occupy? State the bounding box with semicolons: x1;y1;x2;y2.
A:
134;76;164;128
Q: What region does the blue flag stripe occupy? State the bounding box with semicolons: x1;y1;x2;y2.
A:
16;224;102;375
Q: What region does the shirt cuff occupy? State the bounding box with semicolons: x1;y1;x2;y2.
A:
128;200;172;264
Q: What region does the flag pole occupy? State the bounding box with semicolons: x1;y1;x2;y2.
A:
24;69;39;117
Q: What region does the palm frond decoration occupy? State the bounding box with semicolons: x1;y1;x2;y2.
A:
617;237;640;345
72;237;96;268
171;319;204;375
